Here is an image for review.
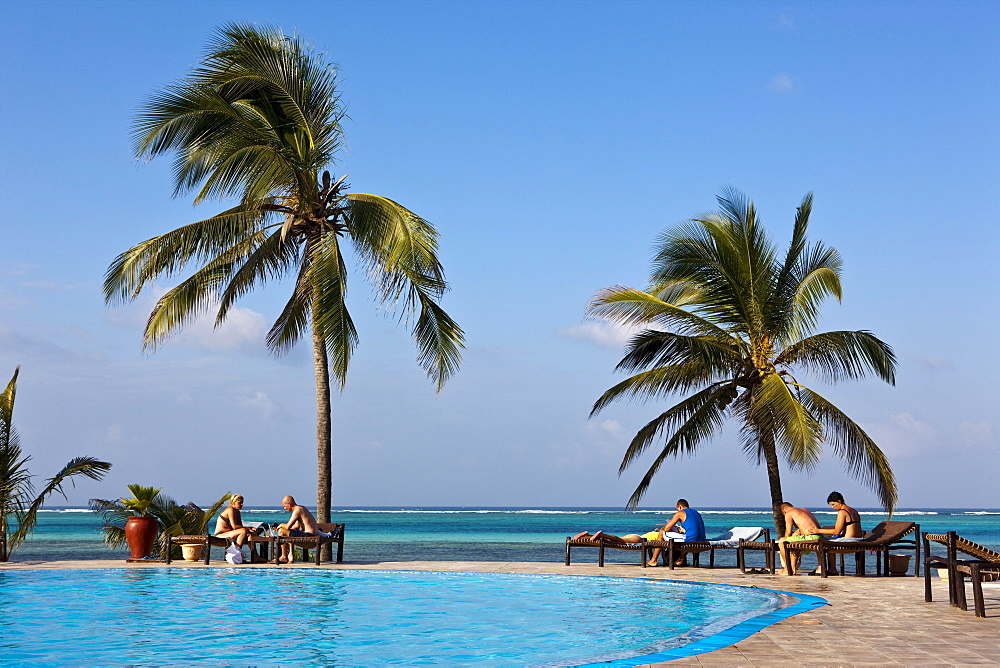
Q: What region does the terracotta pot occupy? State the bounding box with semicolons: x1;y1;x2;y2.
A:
124;516;159;559
887;553;911;576
181;544;203;562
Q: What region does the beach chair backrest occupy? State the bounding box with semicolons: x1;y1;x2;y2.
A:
954;534;1000;563
863;521;915;544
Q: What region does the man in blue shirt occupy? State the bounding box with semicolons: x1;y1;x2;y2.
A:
645;498;706;566
570;498;706;567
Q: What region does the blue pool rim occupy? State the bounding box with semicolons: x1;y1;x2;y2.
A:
573;576;827;666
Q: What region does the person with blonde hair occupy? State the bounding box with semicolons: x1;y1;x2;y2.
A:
214;494;253;558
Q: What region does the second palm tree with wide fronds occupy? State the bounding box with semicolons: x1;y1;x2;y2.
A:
104;23;464;527
589;190;897;535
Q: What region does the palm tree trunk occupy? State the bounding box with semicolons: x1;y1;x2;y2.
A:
760;431;785;537
312;318;333;527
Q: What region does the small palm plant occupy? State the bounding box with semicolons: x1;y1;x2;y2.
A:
120;484;160;516
90;487;230;559
0;367;112;561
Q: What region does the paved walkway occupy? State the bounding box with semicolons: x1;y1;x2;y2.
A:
3;559;998;665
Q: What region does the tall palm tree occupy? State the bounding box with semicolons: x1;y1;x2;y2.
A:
104;23;463;525
589;190;897;534
0;367;112;560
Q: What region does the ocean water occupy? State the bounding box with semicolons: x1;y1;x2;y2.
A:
6;507;1000;565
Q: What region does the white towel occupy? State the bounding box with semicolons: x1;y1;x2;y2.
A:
708;527;765;547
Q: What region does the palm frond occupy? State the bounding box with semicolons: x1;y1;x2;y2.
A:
413;295;465;391
103;206;268;305
306;233;357;386
346;193;464;389
347;193;448;305
614;330;743;375
776;331;896;385
591;365;736;416
134;23;344;204
266;253;317;355
587;286;730;338
12;457;112;546
216;228;301;323
784;242;842;339
745;373;823;471
799;387;898;512
622;384;732;508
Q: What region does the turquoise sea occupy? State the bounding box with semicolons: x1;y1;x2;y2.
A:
8;507;1000;565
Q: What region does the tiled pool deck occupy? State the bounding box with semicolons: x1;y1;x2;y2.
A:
3;558;998;665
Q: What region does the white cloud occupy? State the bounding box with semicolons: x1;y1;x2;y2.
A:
20;280;92;291
237;391;281;419
103;285;270;354
558;321;638;350
774;13;795;30
890;411;935;437
769;74;797;94
106;424;125;443
958;421;995;449
598;419;624;437
911;354;955;372
863;411;937;458
172;307;270;354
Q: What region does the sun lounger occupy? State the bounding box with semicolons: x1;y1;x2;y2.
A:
736;532;777;574
163;527;277;565
163;534;232;565
662;527;769;569
923;531;1000;617
565;527;768;569
274;522;345;565
564;534;659;567
781;521;920;577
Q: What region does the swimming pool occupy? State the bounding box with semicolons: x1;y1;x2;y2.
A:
0;569;822;665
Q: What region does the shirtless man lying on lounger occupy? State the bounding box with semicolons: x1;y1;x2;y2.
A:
215;494;253;556
277;495;319;563
777;501;823;575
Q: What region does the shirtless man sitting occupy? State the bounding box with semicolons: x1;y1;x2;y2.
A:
776;501;822;575
215;494;253;558
277;495;319;564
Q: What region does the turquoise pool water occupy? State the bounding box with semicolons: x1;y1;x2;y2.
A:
0;569;799;665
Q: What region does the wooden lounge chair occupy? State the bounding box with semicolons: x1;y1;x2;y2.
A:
564;534;660;567
163;533;232;565
781;521;920;577
923;531;1000;618
661;528;770;570
736;533;778;574
163;529;276;565
275;522;345;565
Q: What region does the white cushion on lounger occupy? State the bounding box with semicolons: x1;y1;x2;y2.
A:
708;527;765;546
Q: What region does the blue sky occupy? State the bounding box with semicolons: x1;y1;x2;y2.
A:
1;1;997;510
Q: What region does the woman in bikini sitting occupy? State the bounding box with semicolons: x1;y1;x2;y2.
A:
814;490;863;575
215;494;253;558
